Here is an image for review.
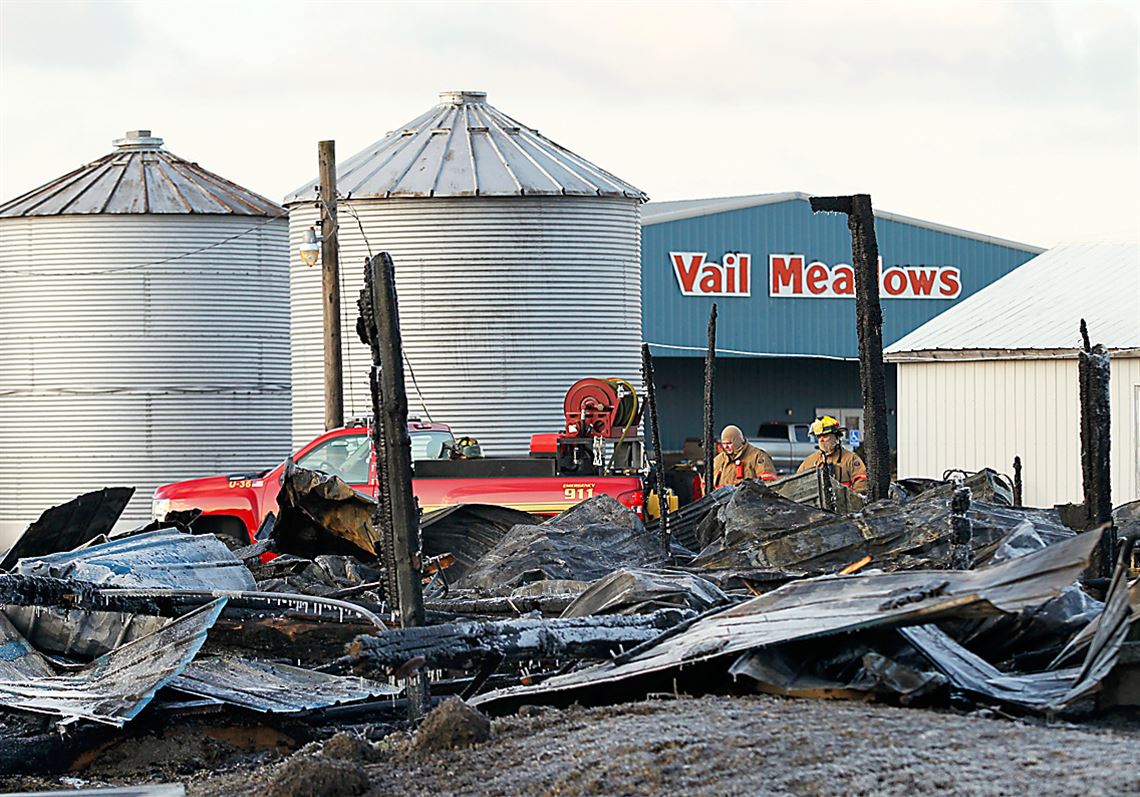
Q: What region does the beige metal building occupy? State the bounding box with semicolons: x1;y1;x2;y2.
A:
885;242;1140;509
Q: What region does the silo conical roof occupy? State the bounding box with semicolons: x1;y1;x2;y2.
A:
284;91;647;202
0;130;284;217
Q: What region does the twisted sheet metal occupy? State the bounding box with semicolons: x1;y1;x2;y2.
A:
0;599;226;726
169;656;400;713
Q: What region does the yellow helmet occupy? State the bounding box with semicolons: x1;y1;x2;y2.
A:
810;415;842;438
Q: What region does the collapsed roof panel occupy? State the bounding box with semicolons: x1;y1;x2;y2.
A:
0;599;225;726
167;656;401;713
470;531;1102;712
14;529;257;591
0;487;135;571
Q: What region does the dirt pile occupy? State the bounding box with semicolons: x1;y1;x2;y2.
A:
412;698;492;753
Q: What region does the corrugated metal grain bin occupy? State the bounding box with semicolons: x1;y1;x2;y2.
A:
0;131;290;545
285;91;646;454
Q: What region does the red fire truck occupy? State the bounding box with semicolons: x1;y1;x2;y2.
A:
152;378;691;546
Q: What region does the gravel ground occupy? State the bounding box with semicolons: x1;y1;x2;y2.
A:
7;695;1136;797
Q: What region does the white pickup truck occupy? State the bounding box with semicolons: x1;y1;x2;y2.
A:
748;422;818;474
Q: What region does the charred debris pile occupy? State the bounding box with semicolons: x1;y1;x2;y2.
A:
1;465;1137;779
1;251;1136;782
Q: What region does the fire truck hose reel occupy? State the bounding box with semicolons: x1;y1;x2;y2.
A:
563;378;642;438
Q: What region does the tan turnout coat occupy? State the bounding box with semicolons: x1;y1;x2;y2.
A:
713;442;777;488
797;447;868;493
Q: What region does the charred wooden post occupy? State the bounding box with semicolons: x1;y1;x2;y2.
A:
357;252;429;718
1078;319;1114;578
950;479;973;569
1012;456;1023;508
641;343;670;553
809;194;890;502
333;609;690;675
703;303;718;493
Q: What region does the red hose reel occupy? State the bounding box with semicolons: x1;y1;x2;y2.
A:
563;378;642;438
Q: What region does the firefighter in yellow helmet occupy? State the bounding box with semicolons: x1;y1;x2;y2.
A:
796;416;868;494
712;425;777;488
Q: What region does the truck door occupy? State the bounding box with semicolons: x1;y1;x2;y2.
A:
294;433;374;494
756;423;795;473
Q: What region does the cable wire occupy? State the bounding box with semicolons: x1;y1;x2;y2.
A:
0;215;283;276
315;189;434;423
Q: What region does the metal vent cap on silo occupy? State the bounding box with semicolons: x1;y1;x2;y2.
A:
0;130;285;218
284;91;648;201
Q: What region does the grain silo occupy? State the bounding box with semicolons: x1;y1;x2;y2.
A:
0;130;290;546
285;91;646;454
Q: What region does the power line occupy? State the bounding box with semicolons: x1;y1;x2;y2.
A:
0;215;284;277
327;190;434;423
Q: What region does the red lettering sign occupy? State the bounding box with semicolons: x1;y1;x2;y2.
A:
675;252;961;299
671;252;704;294
882;268;908;296
767;255;961;300
769;255;803;295
805;263;829;295
670;252;752;297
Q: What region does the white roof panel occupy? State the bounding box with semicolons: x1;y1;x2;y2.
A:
886;242;1140;356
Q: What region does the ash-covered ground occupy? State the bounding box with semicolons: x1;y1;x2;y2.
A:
5;695;1137;797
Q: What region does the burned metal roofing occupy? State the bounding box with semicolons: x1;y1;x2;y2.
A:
886;242;1140;358
471;531;1101;712
0;599;225;726
284;91;647;202
0;131;285;218
169;656;401;713
14;529;257;591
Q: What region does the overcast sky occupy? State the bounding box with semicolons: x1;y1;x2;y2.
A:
1;0;1136;246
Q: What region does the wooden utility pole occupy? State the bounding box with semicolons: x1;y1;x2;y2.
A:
358;252;428;717
703;303;718;493
809;194;891;502
319;140;343;430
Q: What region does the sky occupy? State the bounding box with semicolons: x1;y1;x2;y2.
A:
0;0;1137;247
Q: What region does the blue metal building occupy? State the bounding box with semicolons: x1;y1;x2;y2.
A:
641;192;1043;452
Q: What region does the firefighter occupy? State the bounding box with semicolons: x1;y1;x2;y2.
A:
712;425;777;488
797;416;868;493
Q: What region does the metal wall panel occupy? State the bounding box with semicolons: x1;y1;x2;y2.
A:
896;357;1140;508
0;215;291;545
641;198;1038;359
288;197;641;454
1111;357;1140;506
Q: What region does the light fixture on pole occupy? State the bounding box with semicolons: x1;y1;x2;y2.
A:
299;226;321;267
